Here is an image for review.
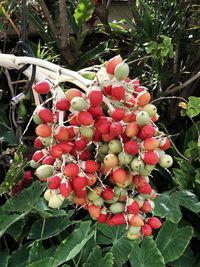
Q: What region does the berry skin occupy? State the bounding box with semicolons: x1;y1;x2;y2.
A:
146;217;162;229
137;183;152;195
118;151;133;165
48;175;61;189
136;111;150;126
112;108;125;121
74;137;87;151
131;158;145;172
64;163;79;177
159;154;173;168
111;84;125;100
112;168;127;184
34;80;51;94
88;205;101;219
38;107;53;123
160;138;171;150
124;140;139;155
34;137;44;148
106;55;123;75
133;175;147;187
35;164;54;179
80;126;94;138
102;186;114;200
86;174;97;186
59;179;73;198
110;213;126;225
114;62;129;81
88;105;103;118
143;104;157;116
109;122;123;137
109;202;125;214
140;200;152;213
125;122;140;137
128;214;144;227
56;98;70;111
49;145;63;159
104;154;119;167
65;88;82;102
138;125;156;139
77;111;93;126
70;96;87;111
128;226;141;235
98;210;108;223
84;160;99;173
136;91;151;107
143;138;160;151
141;224;152;236
89;90;103;107
35;124;52;138
127;199;140;214
48;194;64;209
54;126;69;141
57;141;73;154
32;150;46;162
109;139;122;153
42;156;55;165
72;176;87;191
143;151;159;165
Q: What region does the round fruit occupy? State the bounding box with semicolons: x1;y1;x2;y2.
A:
159;154;173;168
70;97;87;111
136;111;150;126
114;62;129;81
109;202;125;214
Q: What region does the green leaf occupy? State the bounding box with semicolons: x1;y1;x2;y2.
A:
129;237;165;267
154;190;200;223
97;224;132;267
8;243;30;267
169;247;195;267
74;237;96;266
0;250;9;267
6;217;27;240
83;246;114;267
188;96;200;109
184;122;200;150
74;0;94;27
28;216;75;240
0;123;18;144
186;107;200;118
27;258;54;267
53;221;94;266
156;221;193;263
0;214;25;238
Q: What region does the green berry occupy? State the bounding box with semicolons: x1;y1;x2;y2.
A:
136;111;150;126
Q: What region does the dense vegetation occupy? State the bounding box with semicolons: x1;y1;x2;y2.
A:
0;1;199;266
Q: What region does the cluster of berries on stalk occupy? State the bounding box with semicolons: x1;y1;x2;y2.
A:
31;55;173;240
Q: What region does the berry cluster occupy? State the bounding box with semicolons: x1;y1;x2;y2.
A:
31;55;173;239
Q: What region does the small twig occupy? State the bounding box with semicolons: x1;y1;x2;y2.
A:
151;96;188;104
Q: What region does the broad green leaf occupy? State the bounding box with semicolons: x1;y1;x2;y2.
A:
154;190;200;223
6;217;27;240
0;123;18;144
186;107;200;118
28;216;75;240
28;241;45;263
0;214;25;238
169;247;195;267
184;122;200;150
83;246;114;267
188;96;200;109
97;224;132;267
74;0;94;27
27;257;54;267
53;221;94;266
0;250;9;267
156;221;193;263
8;243;30;267
129;237;165;267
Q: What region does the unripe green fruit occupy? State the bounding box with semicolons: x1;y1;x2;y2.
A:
143;104;157;116
109;202;125;214
155;149;165;158
109;139;122;153
134;195;144;208
30;160;41;169
114;186;127;197
128;226;141;235
118;152;133;164
41;137;53;146
159;154;173;168
33;112;42;124
140;193;152;200
70;96;87;111
104;195;119;204
80;126;94;138
100;143;109;154
93;196;104;207
35;164;54;178
139;168;151;176
145;164;156;171
136;111;150;126
48;194;64;209
114;62;130;81
87;191;100;201
131;158;145;172
44;189;58;201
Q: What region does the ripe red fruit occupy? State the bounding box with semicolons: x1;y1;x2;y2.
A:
75;188;87;198
65;88;82;102
88;105;103;118
146;217;162;229
49;145;63;158
32;150;46;162
140;200;152;213
125;122;140;137
141;224;152;236
59;179;73;198
79;149;91;160
98;211;108;223
112;168;127;184
56;98;70;111
106;55;123;75
48;175;61;189
64;163;79;177
160;138;170;150
129;214;144;227
110;213;126;225
34;137;44;148
138;125;156;139
74;137;87;151
136;91;151;107
143;151;159;165
124;140;139;155
83;160;99;173
111;108;125;121
137;183;152;195
34;80;51;94
102;186;114;200
35;124;52;138
77;111;93;126
109;122;123;136
103;82;112;96
111;84;125;100
88;205;101;219
38;107;53;123
143;138;160;151
127;199;140;214
72;176;87;191
42;155;55;165
133;175;146;187
89;90;103;107
67;126;79;138
57;142;73;154
96;119;111;135
54;126;69;141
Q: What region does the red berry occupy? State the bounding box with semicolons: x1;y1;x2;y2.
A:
57;142;73;154
143;151;159;165
84;160;99;173
127;199;140;214
137;183;152;194
140;200;152;213
89;90;103;107
102;186;114;200
42;156;55;165
34;80;51;94
64;163;79;177
138;125;156;139
106;55;123;75
111;84;125;101
35;124;52;138
38;107;53;123
34;137;44;149
72;175;87;191
32;150;45;162
59;179;73;198
56;98;70;111
133;175;146;187
54;126;69;141
98;211;107;223
109;122;123;136
147;217;162;229
74;137;87;151
124;140;139;155
110;213;126;225
48;175;61;189
141;224;152;236
111;108;125;121
49;145;63;158
78;111;93;126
